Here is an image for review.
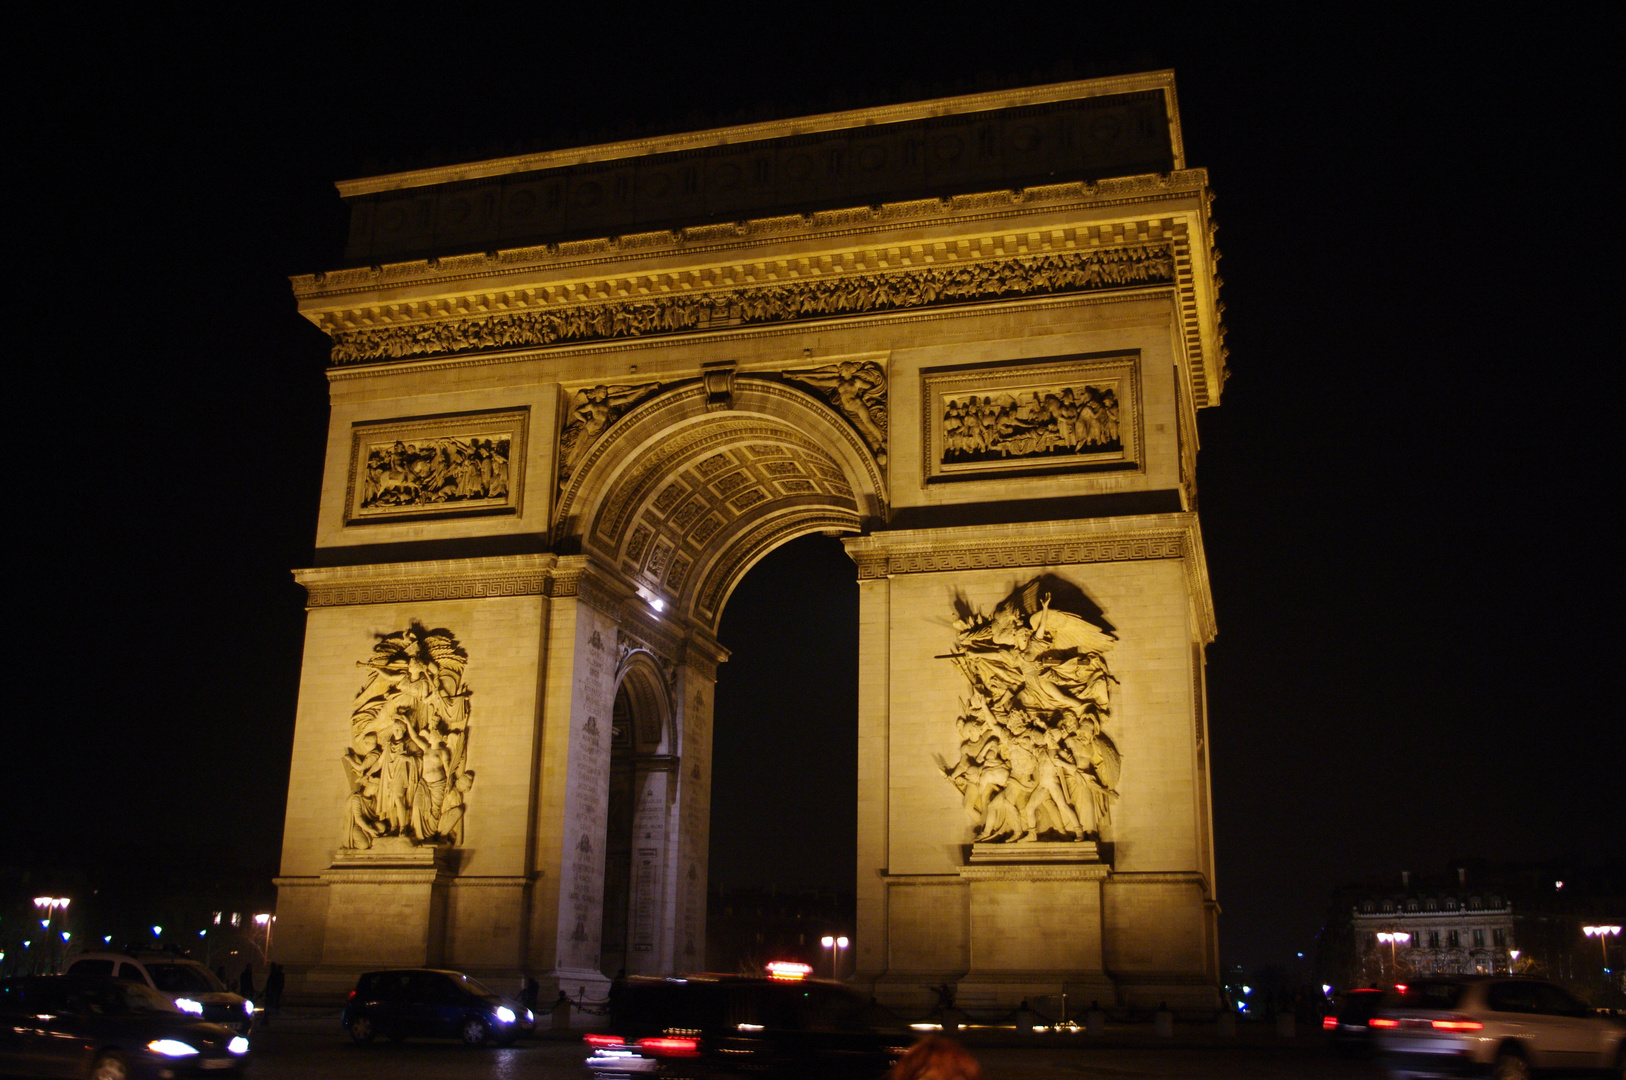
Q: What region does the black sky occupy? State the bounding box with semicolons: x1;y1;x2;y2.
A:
11;6;1621;972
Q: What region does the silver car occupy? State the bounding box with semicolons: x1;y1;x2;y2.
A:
1373;976;1624;1079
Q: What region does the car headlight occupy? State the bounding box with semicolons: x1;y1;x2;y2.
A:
147;1039;200;1057
228;1036;249;1055
495;1006;516;1024
174;998;204;1015
243;999;255;1013
525;1008;534;1022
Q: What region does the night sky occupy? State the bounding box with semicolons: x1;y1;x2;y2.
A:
11;8;1620;974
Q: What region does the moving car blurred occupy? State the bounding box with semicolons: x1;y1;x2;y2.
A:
341;968;534;1046
1372;975;1625;1079
1323;987;1386;1054
64;953;255;1034
0;975;250;1079
584;967;910;1078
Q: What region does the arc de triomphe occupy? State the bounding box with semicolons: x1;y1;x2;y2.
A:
274;70;1226;1011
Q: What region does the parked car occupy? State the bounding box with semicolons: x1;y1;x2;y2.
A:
1323;987;1386;1054
0;975;250;1079
63;952;255;1034
1372;975;1625;1079
584;970;911;1078
341;968;535;1046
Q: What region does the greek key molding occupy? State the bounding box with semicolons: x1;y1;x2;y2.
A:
850;535;1185;580
959;864;1112;882
323;243;1174;367
295;555;558;608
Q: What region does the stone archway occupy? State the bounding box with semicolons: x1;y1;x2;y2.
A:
554;374;886;632
275;74;1227;1012
599;651;675;978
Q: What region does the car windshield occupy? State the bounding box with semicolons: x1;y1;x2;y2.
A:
456;974;496;997
146;963;224;994
74;981;184;1016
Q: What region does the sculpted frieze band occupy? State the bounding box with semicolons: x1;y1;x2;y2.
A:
939;576;1121;845
782;361;888;464
341;623;475;850
326;245;1174;365
943;383;1119;464
361;434;511;510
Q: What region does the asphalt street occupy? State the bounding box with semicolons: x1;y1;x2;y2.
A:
221;1023;1391;1079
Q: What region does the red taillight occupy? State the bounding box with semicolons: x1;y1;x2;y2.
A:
347;990;356;1000
583;1033;626;1048
1431;1018;1483;1032
637;1036;700;1057
1322;1015;1338;1030
1370;1018;1400;1028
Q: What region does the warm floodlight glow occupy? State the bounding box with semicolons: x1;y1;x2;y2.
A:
634;584;666;613
820;935;834;947
836;936;849;948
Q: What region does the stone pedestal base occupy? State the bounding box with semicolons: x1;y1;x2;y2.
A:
302;839;453;997
953;853;1114;1016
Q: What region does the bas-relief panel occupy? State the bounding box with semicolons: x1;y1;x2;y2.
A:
921;355;1140;482
340;623;475;850
345;409;528;523
938;575;1121;844
560;612;616;969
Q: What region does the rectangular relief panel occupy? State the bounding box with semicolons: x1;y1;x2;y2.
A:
345;408;528;524
921;353;1141;483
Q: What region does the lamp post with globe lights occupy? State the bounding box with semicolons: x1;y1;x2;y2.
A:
1376;932;1410;981
1582;925;1620;980
819;935;849;979
33;898;70;973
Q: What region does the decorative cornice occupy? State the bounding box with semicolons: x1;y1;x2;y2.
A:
321;241;1176;367
293;554;557;608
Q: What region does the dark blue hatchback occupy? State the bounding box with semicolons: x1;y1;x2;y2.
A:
342;968;535;1047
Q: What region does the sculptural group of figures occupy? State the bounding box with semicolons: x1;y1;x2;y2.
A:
557;361;888;487
942;384;1119;463
328;245;1176;364
360;436;511;509
341;624;475;849
939;578;1122;843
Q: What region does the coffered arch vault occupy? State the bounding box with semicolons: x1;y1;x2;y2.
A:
554;376;887;631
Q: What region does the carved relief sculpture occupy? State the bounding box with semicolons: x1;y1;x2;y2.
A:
938;576;1121;843
558;382;662;486
339;622;474;849
783;361;888;465
942;383;1119;463
346;409;527;523
328;245;1175;365
361;434;511;509
922;355;1139;482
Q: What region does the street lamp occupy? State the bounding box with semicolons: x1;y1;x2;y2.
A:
254;914;276;960
819;935;850;979
1377;932;1411;978
1582;926;1621;973
33;898;70;974
1508;949;1520;973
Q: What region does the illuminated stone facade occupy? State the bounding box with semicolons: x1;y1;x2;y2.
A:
273;71;1227;1010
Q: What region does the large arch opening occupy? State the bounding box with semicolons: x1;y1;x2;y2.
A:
559;376;881;979
705;532;858;974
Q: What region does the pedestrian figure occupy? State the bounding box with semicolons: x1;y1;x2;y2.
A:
551;989;571;1031
238;963;255;1000
888;1035;981;1080
519;977;539;1012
